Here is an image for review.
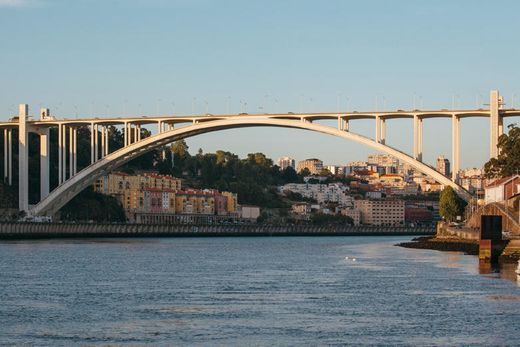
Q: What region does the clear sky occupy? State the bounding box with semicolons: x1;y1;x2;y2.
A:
1;0;519;169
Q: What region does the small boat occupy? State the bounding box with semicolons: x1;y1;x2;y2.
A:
516;260;520;276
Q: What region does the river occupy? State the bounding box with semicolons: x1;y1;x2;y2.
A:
0;236;519;346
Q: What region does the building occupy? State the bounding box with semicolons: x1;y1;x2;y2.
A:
94;172;182;196
277;156;296;171
436;155;450;177
280;183;353;206
367;154;399;168
484;175;520;204
241;205;261;220
354;199;405;226
291;202;311;216
297;158;323;174
94;171;239;223
340;207;361;225
459;168;486;194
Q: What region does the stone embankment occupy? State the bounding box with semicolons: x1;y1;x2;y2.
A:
0;222;435;240
398;222;520;263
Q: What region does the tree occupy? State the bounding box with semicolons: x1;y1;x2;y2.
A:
484;124;520;178
439;186;465;222
171;139;189;158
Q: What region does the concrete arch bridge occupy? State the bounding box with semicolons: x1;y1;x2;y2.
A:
0;90;518;216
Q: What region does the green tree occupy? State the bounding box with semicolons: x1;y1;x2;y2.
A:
439;186;465;222
171;139;189;158
484;124;520;178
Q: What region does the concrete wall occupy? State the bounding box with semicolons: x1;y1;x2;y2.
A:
0;222;435;239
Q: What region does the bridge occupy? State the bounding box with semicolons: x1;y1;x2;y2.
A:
1;90;518;217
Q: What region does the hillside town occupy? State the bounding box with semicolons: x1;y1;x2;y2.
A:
87;152;500;227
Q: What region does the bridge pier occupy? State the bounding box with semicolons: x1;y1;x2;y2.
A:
451;115;460;181
39;128;50;199
489;90;503;158
18;104;29;212
375;116;386;144
413;115;423;161
3;128;12;185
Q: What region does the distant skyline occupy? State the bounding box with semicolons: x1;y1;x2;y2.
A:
1;0;519;168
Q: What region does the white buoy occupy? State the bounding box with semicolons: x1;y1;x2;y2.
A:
345;256;349;260
352;258;356;262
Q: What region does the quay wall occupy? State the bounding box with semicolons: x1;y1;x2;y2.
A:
0;222;435;240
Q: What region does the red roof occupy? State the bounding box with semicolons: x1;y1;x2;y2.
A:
486;175;519;188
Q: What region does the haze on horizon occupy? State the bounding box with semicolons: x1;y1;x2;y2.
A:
1;0;519;169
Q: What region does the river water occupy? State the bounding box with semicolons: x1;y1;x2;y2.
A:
0;236;519;346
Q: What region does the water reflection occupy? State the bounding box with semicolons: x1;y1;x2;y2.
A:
478;261;520;287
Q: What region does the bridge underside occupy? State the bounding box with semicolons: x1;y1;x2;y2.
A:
30;117;472;217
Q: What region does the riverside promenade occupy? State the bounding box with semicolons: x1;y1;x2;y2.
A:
0;222;435;240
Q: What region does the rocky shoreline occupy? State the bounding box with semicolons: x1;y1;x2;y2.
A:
397;236;479;255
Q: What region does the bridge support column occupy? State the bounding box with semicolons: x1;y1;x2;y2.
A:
137;125;141;141
90;123;95;165
73;127;77;175
451;115;460;182
100;125;105;158
489;90;501;158
69;126;73;178
39;128;50;199
104;126;109;156
380;118;386;144
62;125;67;181
94;124;99;162
58;125;63;184
343;118;349;131
413;115;423;161
18;104;29;212
4;128;12;185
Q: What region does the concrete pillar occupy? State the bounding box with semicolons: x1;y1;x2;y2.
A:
40;128;50;199
69;126;73;177
124;122;128;147
489;90;500;158
337;116;342;130
417;117;422;161
101;125;105;158
157;121;162;134
73;127;77;175
375;116;381;143
94;124;98;162
413;115;423;161
137;125;141;141
18;104;29;212
343;118;349;131
90;123;95;165
7;129;11;185
133;125;138;143
452;115;460;182
380;118;386;144
63;125;68;181
3;129;8;183
58;125;63;184
104;126;109;156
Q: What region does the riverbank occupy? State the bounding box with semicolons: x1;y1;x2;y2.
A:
0;222;435;240
397;236;479;255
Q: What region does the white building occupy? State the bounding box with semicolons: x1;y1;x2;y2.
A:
280;183;353;206
277;156;295;171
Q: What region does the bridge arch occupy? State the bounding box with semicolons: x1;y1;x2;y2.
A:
31;117;471;216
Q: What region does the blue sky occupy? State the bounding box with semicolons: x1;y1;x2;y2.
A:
1;0;519;168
